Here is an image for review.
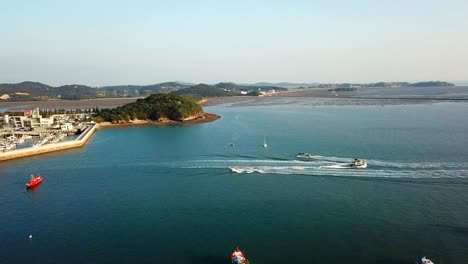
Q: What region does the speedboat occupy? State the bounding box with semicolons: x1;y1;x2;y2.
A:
417;256;434;264
296;152;315;159
230;167;244;173
231;248;249;264
26;175;43;189
350;159;367;169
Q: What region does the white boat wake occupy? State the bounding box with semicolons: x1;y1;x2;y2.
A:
230;167;264;174
171;156;468;179
319;163;352;169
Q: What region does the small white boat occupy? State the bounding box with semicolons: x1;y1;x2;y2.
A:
230;167;244;173
5;144;15;150
296;152;315;159
33;140;44;147
417;256;434;264
263;136;268;148
351;159;367;169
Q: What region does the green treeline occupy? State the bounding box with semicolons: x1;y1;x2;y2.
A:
95;94;203;122
172;84;236;97
408;81;455;87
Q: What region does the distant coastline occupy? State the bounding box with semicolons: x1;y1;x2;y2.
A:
1;85;467;113
0;80;456;102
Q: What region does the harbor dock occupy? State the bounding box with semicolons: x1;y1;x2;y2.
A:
0;124;97;162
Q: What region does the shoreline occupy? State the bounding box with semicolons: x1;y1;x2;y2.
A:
200;90;468;107
0;124;97;162
0;113;220;162
2;86;468;112
97;113;221;129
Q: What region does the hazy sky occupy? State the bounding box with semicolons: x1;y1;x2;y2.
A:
1;0;467;86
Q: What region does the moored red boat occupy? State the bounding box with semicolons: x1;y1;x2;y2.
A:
26;175;43;189
231;248;249;264
417;256;434;264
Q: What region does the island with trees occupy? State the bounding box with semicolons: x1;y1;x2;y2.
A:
407;81;455;87
93;93;219;126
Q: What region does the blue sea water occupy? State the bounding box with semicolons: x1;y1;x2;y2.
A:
1;102;467;264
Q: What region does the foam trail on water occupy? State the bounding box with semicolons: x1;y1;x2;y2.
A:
170;156;468;179
320;164;351;169
226;166;467;179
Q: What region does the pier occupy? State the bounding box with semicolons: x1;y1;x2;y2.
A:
0;124;97;162
0;128;79;138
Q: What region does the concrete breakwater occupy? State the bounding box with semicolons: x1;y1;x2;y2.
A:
0;124;97;162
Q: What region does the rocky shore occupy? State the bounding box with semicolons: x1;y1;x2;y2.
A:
97;113;220;129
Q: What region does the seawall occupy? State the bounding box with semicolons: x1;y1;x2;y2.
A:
0;124;97;162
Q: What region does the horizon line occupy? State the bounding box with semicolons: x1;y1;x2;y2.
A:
1;80;466;88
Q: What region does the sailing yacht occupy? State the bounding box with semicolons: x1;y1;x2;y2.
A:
263;136;268;148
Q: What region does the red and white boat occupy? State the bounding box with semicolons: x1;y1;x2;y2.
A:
26;175;43;189
417;256;434;264
231;248;249;264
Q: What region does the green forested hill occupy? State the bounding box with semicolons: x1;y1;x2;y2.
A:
172;84;236;97
95;94;203;122
408;81;455;87
0;82;98;100
0;81;189;100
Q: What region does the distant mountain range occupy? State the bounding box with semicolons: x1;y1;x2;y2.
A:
0;82;99;101
0;81;456;101
0;81;191;101
172;82;286;97
99;82;189;97
250;82;320;88
172;84;237;97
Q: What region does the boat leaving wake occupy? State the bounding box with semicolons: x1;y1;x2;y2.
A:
173;156;468;179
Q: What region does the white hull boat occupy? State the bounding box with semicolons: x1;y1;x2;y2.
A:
296;152;315;159
417;256;434;264
351;159;367;169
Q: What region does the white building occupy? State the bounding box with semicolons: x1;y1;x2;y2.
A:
61;123;74;131
2;114;9;127
40;117;54;127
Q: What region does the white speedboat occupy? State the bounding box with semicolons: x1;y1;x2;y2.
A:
417;256;434;264
230;167;244;173
296;152;315;159
350;159;367;169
